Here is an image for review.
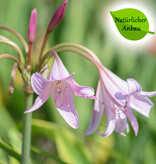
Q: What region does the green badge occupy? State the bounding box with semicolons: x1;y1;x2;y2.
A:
110;8;155;41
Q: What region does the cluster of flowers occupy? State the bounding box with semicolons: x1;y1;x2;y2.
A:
1;0;156;137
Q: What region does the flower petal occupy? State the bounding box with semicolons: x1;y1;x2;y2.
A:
24;84;52;113
127;78;142;96
103;67;128;94
129;93;153;117
52;80;79;129
85;81;104;135
65;73;96;99
100;67;128;107
31;73;52;95
126;123;129;133
140;91;156;97
97;83;116;137
124;107;139;136
114;111;127;135
48;51;69;80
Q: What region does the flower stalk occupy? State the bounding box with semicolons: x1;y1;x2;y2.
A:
0;25;28;52
55;48;101;70
26;43;33;72
51;43;101;63
38;32;50;62
38;44;102;72
21;92;33;164
0;35;25;66
0;54;23;72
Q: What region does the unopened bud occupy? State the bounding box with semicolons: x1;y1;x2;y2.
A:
149;35;156;54
28;8;37;44
9;63;17;95
47;0;68;33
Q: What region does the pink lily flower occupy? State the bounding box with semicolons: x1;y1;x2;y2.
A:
85;66;156;137
25;51;95;129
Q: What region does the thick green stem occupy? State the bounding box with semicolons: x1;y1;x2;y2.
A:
21;93;33;164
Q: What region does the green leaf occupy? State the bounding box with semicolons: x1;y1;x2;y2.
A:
31;146;67;164
145;142;156;164
8;127;22;164
32;118;56;140
32;119;92;164
110;8;155;40
0;104;15;139
55;130;93;164
0;160;8;164
0;138;21;161
8;127;21;154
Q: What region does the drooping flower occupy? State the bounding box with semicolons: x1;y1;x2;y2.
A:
25;51;95;129
47;0;68;33
28;8;37;44
85;65;156;137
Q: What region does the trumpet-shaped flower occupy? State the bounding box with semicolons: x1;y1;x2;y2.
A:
25;51;95;129
85;66;156;137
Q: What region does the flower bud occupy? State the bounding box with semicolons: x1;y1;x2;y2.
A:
8;63;17;95
47;0;68;33
149;35;156;54
28;8;37;44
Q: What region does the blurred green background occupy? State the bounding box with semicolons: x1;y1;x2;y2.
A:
0;0;156;163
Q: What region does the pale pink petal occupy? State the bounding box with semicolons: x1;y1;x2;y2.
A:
100;67;128;107
65;73;96;99
71;82;95;99
126;123;129;133
97;84;116;137
119;132;126;136
140;91;156;97
85;81;104;135
124;107;139;136
31;73;52;95
97;110;115;137
24;84;52;113
127;78;142;96
48;51;69;80
129;93;153;117
52;80;79;129
103;67;128;93
114;112;127;135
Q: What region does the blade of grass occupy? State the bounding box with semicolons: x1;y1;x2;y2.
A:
31;146;67;164
0;138;21;161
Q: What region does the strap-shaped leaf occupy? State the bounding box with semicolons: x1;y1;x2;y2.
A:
0;138;21;161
